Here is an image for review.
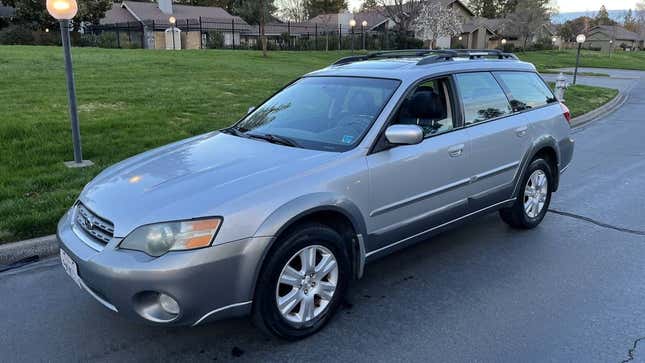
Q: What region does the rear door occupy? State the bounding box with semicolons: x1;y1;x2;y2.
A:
453;71;531;211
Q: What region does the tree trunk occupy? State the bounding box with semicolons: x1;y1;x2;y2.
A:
260;0;267;57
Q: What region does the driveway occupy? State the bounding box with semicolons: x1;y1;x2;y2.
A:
1;74;645;362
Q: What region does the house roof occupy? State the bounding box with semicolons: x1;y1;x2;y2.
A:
351;10;389;30
101;1;249;27
589;25;641;41
0;1;15;18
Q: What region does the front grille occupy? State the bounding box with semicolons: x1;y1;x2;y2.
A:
75;203;115;245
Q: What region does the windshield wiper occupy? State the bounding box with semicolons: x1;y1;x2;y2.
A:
220;126;248;137
246;132;299;147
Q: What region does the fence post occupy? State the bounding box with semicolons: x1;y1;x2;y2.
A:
116;24;120;48
140;21;145;48
199;16;203;49
287;21;291;50
338;24;342;50
231;19;235;49
127;22;132;44
315;23;318;50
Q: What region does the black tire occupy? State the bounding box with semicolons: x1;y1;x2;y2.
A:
252;223;350;340
499;158;553;229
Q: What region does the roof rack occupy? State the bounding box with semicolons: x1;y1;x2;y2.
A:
331;49;518;67
417;49;518;65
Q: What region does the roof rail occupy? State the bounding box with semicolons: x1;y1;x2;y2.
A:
331;49;518;67
417;49;518;65
332;49;456;66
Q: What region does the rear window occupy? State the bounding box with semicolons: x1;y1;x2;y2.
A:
494;72;557;111
454;72;512;125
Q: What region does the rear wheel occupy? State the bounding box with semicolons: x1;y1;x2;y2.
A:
499;158;552;229
252;223;350;340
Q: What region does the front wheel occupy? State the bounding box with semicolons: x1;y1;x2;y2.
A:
499;158;553;229
252;223;350;340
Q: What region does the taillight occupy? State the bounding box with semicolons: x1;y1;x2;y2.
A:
560;103;571;123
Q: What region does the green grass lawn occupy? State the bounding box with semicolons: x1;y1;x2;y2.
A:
0;46;621;243
552;83;618;118
517;49;645;72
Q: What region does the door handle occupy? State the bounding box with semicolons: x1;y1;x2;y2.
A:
448;144;464;157
515;126;528;137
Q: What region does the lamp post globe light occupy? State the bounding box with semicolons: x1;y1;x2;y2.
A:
349;19;356;54
46;0;92;167
361;20;367;50
573;33;586;85
169;16;177;50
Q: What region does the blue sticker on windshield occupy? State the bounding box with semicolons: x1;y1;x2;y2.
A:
342;135;355;144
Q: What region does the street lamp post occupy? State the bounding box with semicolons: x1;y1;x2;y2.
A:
573;34;586;85
169;16;176;50
46;0;92;167
609;39;613;58
361;20;367;50
501;38;507;49
349;19;356;54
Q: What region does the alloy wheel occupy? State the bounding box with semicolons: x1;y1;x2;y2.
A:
275;245;339;326
523;169;548;218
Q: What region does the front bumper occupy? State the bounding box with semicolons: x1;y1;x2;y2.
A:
57;209;271;326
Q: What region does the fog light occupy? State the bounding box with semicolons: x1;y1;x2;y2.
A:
159;293;180;315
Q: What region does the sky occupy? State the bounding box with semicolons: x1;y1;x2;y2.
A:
346;0;640;12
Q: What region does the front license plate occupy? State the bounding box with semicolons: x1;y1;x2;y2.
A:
60;249;82;289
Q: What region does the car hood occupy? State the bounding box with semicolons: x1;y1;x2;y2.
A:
80;132;334;237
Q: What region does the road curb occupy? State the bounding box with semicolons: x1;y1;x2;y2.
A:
570;88;628;129
0;235;58;266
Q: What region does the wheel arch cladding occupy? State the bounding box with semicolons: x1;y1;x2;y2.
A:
513;136;561;197
251;193;367;295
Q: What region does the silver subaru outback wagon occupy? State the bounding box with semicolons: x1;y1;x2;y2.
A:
58;49;574;340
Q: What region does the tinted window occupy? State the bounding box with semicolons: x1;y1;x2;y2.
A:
235;77;400;151
495;72;557;111
393;78;454;137
454;72;512;125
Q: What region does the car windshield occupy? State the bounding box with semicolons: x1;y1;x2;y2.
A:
232;76;401;152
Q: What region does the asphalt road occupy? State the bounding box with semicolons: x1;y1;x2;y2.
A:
2;71;645;363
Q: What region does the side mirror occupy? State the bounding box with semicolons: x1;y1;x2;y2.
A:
385;124;423;145
247;106;255;114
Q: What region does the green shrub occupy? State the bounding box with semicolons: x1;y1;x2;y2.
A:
97;32;118;48
205;31;224;49
0;25;35;45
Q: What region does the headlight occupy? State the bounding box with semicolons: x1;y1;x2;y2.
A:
119;218;222;257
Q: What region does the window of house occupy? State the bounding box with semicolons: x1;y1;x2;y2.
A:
454;72;512;125
392;78;455;137
494;72;557;111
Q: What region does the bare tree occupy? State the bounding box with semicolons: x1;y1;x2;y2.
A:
414;2;462;49
276;0;308;22
505;0;550;50
375;0;423;33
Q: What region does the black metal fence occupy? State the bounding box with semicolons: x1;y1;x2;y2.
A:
85;18;422;51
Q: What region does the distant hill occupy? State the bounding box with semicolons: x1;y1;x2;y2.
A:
552;10;629;24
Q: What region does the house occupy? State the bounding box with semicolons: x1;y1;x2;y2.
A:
481;18;557;49
0;1;15;19
310;0;493;49
100;0;250;49
310;9;390;34
586;25;642;51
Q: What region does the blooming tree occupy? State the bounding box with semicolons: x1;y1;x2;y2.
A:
414;2;463;49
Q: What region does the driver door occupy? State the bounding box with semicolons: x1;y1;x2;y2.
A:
366;78;472;253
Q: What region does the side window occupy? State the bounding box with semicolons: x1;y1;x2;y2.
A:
494;71;557;111
454;72;512;125
392;78;455;137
